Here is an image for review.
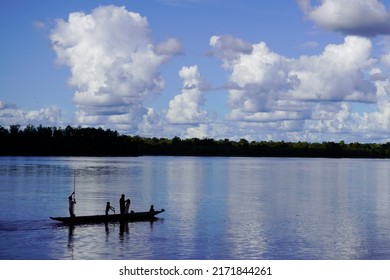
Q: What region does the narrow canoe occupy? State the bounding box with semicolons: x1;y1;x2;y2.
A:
50;209;165;224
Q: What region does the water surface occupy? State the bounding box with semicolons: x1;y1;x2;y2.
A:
1;156;390;259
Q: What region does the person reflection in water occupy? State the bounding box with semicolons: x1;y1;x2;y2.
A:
105;202;115;215
68;192;76;217
119;194;126;214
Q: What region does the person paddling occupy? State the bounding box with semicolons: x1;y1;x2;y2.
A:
105;202;115;215
68;192;76;217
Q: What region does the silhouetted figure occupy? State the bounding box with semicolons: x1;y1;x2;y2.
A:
68;192;76;217
105;202;115;215
149;205;155;213
119;194;126;214
125;198;131;214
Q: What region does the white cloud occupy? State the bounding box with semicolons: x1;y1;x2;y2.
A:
185;124;211;139
212;35;376;124
209;35;253;62
288;36;376;102
297;0;390;36
0;100;62;127
155;38;182;56
50;5;181;131
166;65;209;124
137;108;166;137
210;34;390;142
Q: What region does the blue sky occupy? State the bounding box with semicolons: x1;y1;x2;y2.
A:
2;0;390;142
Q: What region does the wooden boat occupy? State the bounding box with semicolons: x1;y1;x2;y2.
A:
50;209;165;224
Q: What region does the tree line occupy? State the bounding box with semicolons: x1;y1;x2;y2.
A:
0;125;139;156
1;124;390;158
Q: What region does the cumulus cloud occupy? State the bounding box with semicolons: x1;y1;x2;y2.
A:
209;35;253;62
288;36;376;102
166;65;209;124
212;35;376;124
50;5;181;131
297;0;390;36
155;38;182;56
0;100;62;127
209;34;390;142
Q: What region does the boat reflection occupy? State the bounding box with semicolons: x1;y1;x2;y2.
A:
119;220;129;237
53;218;164;259
101;218;163;236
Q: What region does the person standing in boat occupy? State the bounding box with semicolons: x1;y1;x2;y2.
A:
119;194;126;214
105;202;115;215
68;192;76;217
125;198;131;214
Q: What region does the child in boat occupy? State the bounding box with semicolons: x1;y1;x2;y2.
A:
125;199;131;214
105;202;115;215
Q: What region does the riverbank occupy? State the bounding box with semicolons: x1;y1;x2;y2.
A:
1;125;390;158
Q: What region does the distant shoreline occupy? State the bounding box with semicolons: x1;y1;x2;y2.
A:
1;124;390;158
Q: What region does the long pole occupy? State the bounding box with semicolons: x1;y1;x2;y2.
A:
73;170;76;201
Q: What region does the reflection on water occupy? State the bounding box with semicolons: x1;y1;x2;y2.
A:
1;156;390;259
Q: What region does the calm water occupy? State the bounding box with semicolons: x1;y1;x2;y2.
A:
0;156;390;260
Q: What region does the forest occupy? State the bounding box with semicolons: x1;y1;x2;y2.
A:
1;124;390;158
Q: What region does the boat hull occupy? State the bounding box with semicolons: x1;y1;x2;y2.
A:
50;209;165;224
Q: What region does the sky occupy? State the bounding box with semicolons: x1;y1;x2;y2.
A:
3;0;390;143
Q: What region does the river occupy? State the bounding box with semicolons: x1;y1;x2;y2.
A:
1;156;389;259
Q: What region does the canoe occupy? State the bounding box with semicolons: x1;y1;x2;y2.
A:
50;209;165;224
